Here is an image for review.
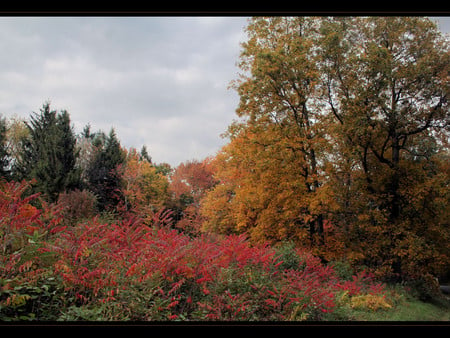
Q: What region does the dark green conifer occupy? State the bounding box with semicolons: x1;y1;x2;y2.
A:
15;102;80;202
86;128;125;211
0;115;9;179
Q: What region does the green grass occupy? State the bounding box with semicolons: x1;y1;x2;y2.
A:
325;286;450;321
350;299;450;321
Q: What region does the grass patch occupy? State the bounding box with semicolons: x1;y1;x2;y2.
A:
325;284;450;321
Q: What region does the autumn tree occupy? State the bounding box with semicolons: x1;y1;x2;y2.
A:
203;17;329;247
202;17;449;281
168;158;217;234
120;148;169;223
320;17;449;280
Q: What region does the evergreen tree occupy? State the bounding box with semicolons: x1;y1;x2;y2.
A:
0;115;9;179
15;103;80;202
86;128;125;212
139;145;152;163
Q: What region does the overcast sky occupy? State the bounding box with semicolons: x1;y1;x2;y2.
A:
0;16;448;167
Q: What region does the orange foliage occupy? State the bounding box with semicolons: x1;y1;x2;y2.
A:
169;158;217;235
201;17;450;282
120;148;170;223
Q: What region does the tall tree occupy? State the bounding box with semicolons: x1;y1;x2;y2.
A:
0;116;9;179
320;17;449;279
15;103;80;202
202;17;449;281
86;128;125;212
210;17;328;246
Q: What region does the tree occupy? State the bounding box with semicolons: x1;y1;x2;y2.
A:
6;116;30;181
120;148;169;223
202;17;450;281
168;158;217;234
139;145;152;163
203;17;329;247
0;116;9;179
75;124;96;187
320;17;449;279
14;103;80;202
86;128;126;212
201;121;326;244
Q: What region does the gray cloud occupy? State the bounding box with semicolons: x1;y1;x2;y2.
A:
1;16;447;167
0;16;249;167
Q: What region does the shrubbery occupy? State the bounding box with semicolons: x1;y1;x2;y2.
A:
1;180;393;321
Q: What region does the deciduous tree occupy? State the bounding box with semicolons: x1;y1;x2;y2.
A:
321;17;449;279
169;158;217;234
120;148;169;223
202;17;450;281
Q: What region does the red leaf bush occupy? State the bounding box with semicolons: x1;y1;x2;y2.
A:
1;180;388;321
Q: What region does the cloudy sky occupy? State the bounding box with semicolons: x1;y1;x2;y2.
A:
0;16;448;167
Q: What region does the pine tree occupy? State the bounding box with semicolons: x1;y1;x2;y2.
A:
139;145;152;163
0;115;9;179
15;102;80;202
86;128;125;212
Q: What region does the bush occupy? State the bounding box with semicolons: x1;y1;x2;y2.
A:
273;241;302;271
329;259;355;281
350;294;392;311
1;179;395;321
57;189;98;226
0;180;66;320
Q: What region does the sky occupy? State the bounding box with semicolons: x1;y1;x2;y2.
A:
0;16;448;168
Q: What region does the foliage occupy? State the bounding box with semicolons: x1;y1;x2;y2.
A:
349;293;392;311
56;189;98;226
0;180;65;320
2;178;448;322
201;16;450;282
120;148;169;223
169;158;217;235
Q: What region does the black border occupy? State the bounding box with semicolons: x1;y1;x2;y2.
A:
0;2;449;16
0;2;449;333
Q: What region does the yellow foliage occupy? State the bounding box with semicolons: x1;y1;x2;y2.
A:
121;148;170;220
4;294;31;307
350;294;392;311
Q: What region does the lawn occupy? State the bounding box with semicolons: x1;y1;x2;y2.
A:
325;286;450;321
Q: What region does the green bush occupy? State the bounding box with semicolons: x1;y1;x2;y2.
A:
273;241;302;271
329;259;355;281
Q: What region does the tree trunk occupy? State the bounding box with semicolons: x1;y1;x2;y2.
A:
390;138;402;277
390;139;401;223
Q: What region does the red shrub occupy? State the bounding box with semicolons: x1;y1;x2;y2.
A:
56;189;97;225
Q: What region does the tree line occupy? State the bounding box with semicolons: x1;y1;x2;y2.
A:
0;102;214;231
0;103;168;212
